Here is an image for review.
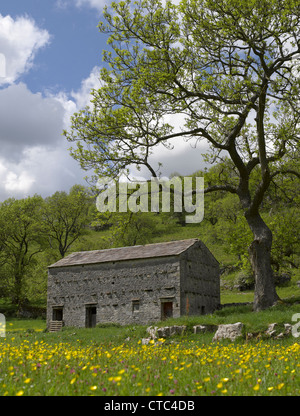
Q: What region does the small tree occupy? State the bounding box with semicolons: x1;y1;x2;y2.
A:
65;0;300;310
42;185;92;258
0;196;45;309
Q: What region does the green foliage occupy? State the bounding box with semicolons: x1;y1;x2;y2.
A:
42;185;93;258
0;196;45;308
0;186;93;308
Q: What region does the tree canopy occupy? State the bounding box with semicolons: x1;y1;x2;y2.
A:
65;0;300;310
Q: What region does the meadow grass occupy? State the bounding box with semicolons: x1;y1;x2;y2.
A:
0;299;299;396
0;330;299;396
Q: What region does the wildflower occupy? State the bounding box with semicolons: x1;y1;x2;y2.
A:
24;378;31;384
109;376;122;382
70;378;76;385
16;390;24;396
253;384;260;391
90;386;97;391
277;383;284;390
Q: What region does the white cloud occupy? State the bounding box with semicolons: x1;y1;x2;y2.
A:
4;171;35;194
0;144;85;200
0;57;207;202
0;66;102;201
0;14;51;86
74;0;107;11
0;83;65;162
70;66;101;110
55;0;107;11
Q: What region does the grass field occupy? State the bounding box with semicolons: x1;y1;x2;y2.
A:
1;299;299;396
1;221;299;397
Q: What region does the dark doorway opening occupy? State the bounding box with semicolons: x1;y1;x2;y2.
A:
161;301;173;320
86;306;97;328
52;307;63;321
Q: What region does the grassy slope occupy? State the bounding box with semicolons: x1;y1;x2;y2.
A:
74;219;300;305
4;298;300;347
1;217;299;334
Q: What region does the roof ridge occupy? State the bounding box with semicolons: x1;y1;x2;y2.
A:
48;238;200;268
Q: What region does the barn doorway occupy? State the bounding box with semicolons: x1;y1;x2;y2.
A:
85;305;97;328
52;307;63;321
161;301;173;320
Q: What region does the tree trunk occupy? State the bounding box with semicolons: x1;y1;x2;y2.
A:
246;212;279;311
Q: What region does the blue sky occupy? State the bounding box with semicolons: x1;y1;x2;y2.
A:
1;0;106;94
0;0;207;201
0;0;110;201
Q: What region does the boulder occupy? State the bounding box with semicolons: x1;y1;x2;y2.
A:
212;322;244;342
146;326;158;339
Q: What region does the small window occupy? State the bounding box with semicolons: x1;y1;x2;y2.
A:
132;300;140;312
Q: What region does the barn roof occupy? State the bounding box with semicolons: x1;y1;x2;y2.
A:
48;238;200;268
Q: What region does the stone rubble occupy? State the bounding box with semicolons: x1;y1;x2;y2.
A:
143;321;293;343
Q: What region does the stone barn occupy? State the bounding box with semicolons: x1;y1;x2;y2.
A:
47;238;220;329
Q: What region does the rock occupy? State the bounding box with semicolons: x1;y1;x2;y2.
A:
212;322;244;342
141;338;151;345
146;326;158;339
157;326;170;338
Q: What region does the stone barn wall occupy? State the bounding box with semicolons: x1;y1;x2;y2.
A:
46;239;220;329
180;242;220;316
47;256;181;327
